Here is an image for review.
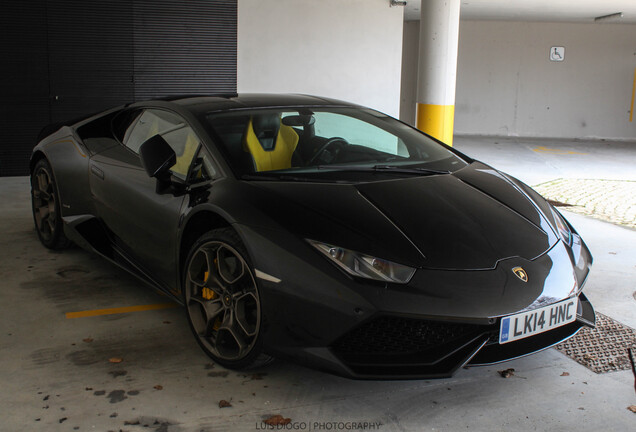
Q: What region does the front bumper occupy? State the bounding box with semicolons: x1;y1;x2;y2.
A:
238;224;594;380
326;293;595;379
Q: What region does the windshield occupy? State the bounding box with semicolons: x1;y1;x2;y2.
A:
204;107;467;180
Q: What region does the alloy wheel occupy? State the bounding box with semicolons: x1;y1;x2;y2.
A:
185;241;261;361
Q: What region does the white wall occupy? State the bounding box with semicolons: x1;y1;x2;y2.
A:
401;20;636;140
238;0;404;117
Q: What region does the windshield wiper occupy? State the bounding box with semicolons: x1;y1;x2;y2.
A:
317;164;450;175
241;173;343;183
374;164;451;174
241;174;312;182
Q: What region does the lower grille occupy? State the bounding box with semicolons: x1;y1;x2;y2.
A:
334;316;490;355
332;316;495;377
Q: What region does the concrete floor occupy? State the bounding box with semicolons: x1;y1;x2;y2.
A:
1;138;635;431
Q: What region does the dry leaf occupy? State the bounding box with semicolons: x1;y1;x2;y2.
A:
627;405;636;413
560;372;570;376
153;385;163;390
82;338;93;343
264;415;291;426
497;368;515;378
108;357;123;364
218;399;232;408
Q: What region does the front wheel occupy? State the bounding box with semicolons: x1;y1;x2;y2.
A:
183;228;272;370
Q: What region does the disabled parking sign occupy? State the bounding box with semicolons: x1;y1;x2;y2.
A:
550;46;565;62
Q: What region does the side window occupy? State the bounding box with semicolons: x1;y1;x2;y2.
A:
112;110;142;143
123;109;202;180
188;147;220;182
124;109;181;153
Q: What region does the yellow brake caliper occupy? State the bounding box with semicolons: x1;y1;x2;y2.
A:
202;271;217;300
201;270;223;330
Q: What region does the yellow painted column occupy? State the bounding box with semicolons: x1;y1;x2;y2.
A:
416;0;461;146
416;104;455;145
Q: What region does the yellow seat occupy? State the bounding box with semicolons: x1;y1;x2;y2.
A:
242;115;299;172
172;132;199;177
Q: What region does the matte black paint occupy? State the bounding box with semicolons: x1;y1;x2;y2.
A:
31;94;594;379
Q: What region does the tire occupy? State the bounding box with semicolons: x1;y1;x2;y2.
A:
183;228;273;370
31;158;71;250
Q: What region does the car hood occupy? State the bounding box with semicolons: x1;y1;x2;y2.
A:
248;162;558;270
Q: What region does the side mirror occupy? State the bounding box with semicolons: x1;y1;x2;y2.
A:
139;135;176;179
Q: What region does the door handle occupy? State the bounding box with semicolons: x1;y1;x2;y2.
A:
90;164;104;180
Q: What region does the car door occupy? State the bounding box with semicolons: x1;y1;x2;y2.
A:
89;108;203;291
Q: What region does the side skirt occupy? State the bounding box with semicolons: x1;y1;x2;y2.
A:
62;215;182;305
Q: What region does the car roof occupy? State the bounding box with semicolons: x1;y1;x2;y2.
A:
148;93;360;114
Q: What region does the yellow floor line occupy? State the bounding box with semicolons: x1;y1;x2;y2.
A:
65;303;178;319
532;146;587;155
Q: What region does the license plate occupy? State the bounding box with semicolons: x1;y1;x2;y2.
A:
499;297;578;344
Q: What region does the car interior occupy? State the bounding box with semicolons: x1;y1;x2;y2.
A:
207;109;414;175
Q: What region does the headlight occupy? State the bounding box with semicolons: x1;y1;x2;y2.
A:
308;240;416;283
550;207;573;246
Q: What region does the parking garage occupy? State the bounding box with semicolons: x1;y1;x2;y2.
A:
1;1;635;431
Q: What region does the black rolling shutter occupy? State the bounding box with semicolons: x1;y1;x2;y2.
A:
46;0;134;123
0;1;50;176
0;0;237;177
133;0;237;99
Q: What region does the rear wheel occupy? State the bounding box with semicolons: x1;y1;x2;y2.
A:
31;159;71;249
183;228;272;369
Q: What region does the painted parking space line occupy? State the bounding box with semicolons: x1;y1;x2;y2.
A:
65;302;178;319
532;146;587;155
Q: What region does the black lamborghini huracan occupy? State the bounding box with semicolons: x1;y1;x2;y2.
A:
31;94;594;379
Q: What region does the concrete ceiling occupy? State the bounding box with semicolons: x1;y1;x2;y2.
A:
404;0;636;24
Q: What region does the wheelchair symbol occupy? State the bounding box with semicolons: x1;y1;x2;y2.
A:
550;47;565;62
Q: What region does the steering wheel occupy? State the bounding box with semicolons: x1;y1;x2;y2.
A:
306;137;349;166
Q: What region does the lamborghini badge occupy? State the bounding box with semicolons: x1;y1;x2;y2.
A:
512;266;528;282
